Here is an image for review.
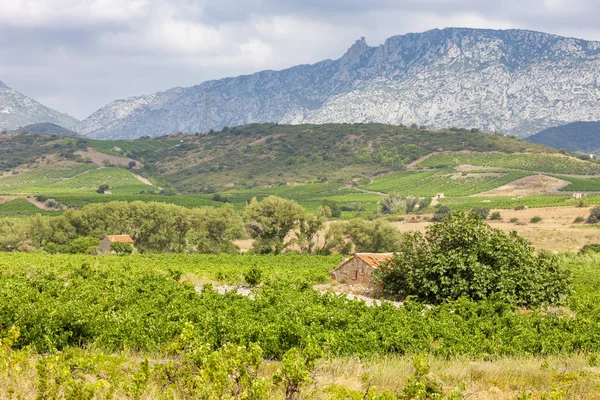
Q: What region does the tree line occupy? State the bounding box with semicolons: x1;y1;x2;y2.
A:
0;197;405;255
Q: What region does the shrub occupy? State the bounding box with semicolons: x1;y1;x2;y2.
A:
244;267;262;286
574;216;585;223
530;216;542;224
431;206;451;222
470;207;490;220
510;217;519;223
66;237;100;254
380;193;406;215
111;242;133;254
490;211;501;220
588;206;600;224
376;212;571;307
579;244;600;255
514;205;526;211
417;197;432;211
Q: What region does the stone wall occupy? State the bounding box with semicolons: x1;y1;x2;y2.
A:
331;258;374;284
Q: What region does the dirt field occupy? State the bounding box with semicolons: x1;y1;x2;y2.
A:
75;149;143;169
477;174;571;196
393;206;598;253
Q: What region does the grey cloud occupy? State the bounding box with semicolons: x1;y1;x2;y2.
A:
1;0;600;119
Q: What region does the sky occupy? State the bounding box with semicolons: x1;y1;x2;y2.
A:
1;0;599;120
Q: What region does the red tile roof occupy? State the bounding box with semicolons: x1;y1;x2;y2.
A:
106;235;134;244
355;253;394;267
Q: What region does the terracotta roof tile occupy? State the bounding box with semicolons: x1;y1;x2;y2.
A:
106;235;134;244
355;253;394;268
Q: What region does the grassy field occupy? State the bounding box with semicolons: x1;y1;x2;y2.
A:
418;152;600;175
0;198;61;216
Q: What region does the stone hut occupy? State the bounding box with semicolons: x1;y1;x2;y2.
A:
330;253;394;285
99;235;134;254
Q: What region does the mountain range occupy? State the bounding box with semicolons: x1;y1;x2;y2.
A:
0;81;78;131
527;121;600;154
3;27;600;140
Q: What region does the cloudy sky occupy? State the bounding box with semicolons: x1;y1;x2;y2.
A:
1;0;598;119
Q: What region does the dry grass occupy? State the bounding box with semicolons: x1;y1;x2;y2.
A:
3;353;600;399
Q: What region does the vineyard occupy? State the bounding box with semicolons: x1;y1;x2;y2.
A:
2;252;600;397
363;169;533;196
418;152;600;175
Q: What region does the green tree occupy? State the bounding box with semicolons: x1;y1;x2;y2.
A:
244;196;306;254
380;193;405;215
66;237;100;254
470;207;490;220
588;206;600;223
325;218;402;254
376;212;571;307
188;204;244;254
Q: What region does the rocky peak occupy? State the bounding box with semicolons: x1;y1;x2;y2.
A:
0;81;8;89
341;37;370;61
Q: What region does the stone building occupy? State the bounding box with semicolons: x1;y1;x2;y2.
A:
330;253;394;285
99;235;134;254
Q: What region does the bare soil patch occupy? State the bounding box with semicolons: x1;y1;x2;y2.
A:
476;175;570;196
392;207;597;253
76;149;143;169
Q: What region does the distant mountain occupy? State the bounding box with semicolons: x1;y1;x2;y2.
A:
0;81;78;131
527;121;600;153
12;122;79;137
76;27;600;140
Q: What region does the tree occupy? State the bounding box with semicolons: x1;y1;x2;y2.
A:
111;241;133;254
66;237;100;254
188;204;244;254
128;161;137;169
294;209;327;254
376;212;571;307
417;197;432;212
322;200;342;218
405;197;419;214
96;184;110;194
380;193;405;215
244;196;306;254
324;218;403;254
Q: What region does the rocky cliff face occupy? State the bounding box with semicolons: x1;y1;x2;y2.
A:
75;28;600;139
0;81;79;130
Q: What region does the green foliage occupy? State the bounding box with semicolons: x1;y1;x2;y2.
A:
364;169;533;197
588;206;600;223
470;207;490;220
419;152;600;175
431;206;451;222
244;267;263;286
530;216;542;223
325;218;402;254
322;200;342;218
376;212;571;306
66;237;100;254
510;217;519;223
110;241;133;254
96;184;110;194
579;244;600;255
490;211;501;220
244;196;306;254
574;216;585;223
380;193;406;215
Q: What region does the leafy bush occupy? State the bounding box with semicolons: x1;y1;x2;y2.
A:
244;267;263;286
431;206;451;222
380;193;406;215
325;219;402;254
66;237;100;254
530;216;542;223
490;211;501;220
574;216;585;223
110;242;133;254
588;206;600;224
510;217;519;223
470;207;490;220
514;205;526;211
376;212;571;307
579;244;600;255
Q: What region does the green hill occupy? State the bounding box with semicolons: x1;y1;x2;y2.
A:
527;121;600;154
4;123;600;215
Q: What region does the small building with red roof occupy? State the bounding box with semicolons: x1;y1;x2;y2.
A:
330;253;394;285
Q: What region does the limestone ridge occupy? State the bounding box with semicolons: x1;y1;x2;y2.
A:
75;27;600;139
0;81;79;130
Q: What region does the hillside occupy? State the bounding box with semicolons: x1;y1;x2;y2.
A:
527;121;600;154
76;28;600;139
12;122;79;137
84;124;553;191
6;123;600;216
0;81;79;131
